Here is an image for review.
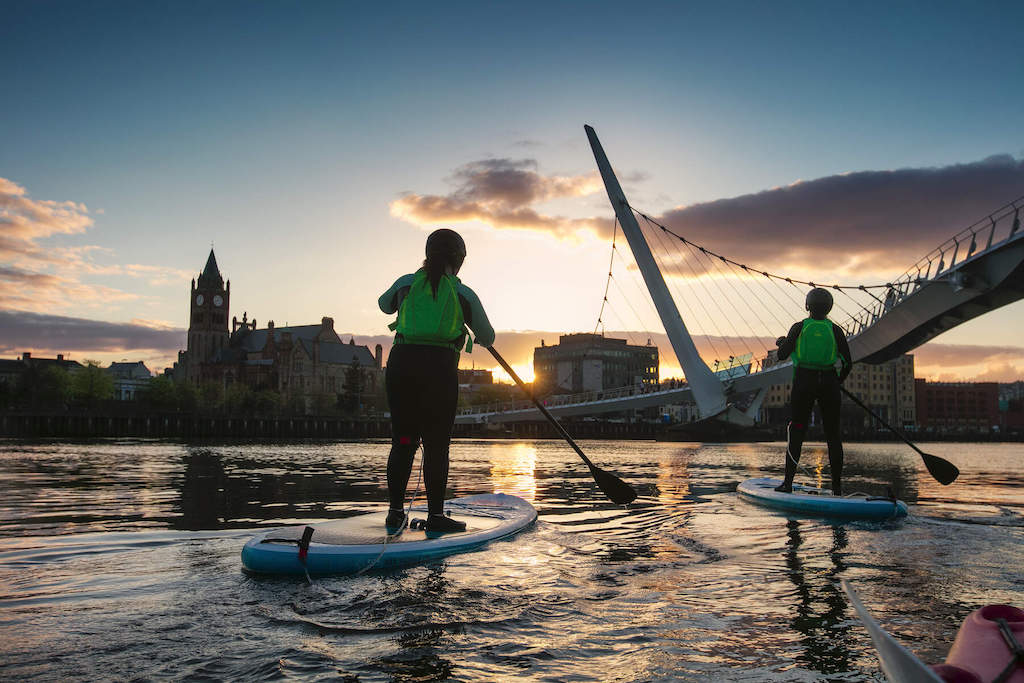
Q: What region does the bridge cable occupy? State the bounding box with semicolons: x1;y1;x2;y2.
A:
642;212;738;361
631;207;913;291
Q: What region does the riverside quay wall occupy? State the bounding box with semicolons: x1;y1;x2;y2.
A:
1;412;668;440
2;413;391;439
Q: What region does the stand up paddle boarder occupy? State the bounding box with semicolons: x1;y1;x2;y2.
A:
378;228;495;533
774;288;852;495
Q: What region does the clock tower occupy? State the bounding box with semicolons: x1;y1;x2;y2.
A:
186;249;230;384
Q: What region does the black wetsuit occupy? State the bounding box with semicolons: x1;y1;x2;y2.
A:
385;343;459;515
776;320;852;494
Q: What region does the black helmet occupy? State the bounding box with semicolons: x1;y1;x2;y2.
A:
805;287;833;318
425;228;466;261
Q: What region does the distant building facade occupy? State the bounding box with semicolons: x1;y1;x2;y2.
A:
106;361;153;400
174;249;383;413
458;369;493;385
533;333;658;395
915;380;999;433
761;353;916;429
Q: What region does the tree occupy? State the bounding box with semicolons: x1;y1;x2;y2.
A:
30;365;73;409
176;381;199;413
143;376;178;410
311;391;336;416
252;390;282;416
198;381;223;413
223;383;253;414
71;361;114;408
340;362;364;414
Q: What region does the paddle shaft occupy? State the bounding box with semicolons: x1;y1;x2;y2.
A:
486;346;597;470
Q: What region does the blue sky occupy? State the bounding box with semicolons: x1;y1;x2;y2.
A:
3;1;1024;379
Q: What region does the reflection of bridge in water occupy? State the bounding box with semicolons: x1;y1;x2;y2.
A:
457;127;1024;425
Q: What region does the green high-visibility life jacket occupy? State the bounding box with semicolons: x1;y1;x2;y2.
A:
793;318;837;371
388;270;471;351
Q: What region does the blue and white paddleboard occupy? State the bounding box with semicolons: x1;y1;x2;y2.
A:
241;493;536;575
738;477;908;520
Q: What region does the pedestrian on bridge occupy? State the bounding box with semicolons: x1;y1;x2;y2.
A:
774;288;852;495
378;228;495;534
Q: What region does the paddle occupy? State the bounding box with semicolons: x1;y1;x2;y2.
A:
840;386;959;485
486;346;637;504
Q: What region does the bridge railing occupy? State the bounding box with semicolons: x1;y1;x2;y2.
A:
456;380;690;417
840;195;1023;338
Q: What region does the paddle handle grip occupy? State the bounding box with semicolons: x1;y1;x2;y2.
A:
486;346;596;469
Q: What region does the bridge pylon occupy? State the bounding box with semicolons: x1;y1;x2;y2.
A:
586;125;753;423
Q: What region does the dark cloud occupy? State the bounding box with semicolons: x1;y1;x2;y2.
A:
390;158;610;239
655;154;1024;275
0;310;185;355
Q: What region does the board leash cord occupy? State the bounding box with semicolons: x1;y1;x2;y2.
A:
784;423;903;517
351;449;425;577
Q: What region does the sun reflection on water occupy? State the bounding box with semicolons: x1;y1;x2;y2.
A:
487;441;537;502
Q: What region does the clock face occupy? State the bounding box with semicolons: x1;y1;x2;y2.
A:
195;294;204;306
213;295;223;307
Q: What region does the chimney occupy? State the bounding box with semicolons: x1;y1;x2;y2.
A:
375;344;383;369
322;316;334;331
22;351;31;360
268;320;274;330
57;354;64;361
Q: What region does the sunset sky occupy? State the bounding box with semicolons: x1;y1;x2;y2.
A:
3;1;1024;383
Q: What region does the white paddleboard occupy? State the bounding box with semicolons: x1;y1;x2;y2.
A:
738;477;908;520
241;493;536;575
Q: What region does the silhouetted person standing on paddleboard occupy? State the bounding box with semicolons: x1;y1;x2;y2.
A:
774;288;852;495
378;228;495;533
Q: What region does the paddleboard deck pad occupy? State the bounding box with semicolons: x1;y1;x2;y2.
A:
738;477;908;520
241;493;536;575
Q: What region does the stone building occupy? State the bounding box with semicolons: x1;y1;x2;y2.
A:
175;249;383;413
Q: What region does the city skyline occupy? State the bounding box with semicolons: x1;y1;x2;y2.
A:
3;2;1024;383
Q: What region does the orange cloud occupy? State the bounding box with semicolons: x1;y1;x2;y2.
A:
0;177;190;313
390;158;612;240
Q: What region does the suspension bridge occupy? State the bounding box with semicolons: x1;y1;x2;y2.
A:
457;126;1024;426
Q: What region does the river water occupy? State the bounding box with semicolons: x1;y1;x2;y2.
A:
1;438;1022;681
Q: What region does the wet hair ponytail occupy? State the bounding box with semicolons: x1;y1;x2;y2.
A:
423;252;455;298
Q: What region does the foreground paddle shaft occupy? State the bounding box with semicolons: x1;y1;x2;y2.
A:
840;386;959;485
486;346;637;505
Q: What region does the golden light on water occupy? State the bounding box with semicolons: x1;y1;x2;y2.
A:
655;450;692;506
488;442;537;502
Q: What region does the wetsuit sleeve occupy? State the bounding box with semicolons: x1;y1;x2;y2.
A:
833;323;853;383
378;274;416;314
457;283;495;347
776;322;804;361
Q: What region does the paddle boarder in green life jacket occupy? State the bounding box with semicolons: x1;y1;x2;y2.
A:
378;228;495;533
774;288;852;495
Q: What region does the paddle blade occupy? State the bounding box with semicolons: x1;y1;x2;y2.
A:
922;452;959;485
589;464;638;504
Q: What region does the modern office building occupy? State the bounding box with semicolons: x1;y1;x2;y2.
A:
533;333;658;395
